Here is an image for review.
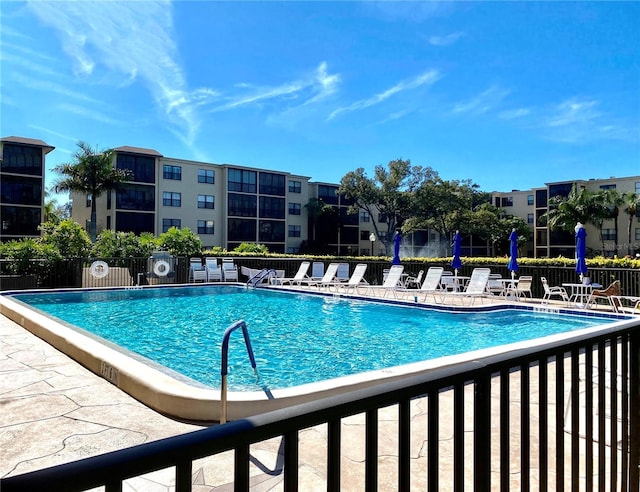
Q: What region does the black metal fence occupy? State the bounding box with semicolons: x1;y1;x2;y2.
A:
1;256;639;298
2;319;639;491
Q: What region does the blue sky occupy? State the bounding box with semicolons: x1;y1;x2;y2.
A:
2;1;639;198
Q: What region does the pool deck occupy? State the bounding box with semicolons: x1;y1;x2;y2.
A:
0;290;625;489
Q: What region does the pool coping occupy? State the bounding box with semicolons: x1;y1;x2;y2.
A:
1;284;636;422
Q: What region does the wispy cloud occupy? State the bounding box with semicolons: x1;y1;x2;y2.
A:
452;86;510;116
328;69;441;120
26;0;211;146
499;108;531;120
57;103;122;126
542;97;636;144
28;125;79;143
429;32;464;46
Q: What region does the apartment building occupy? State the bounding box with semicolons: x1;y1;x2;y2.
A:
0;136;55;242
493;176;640;258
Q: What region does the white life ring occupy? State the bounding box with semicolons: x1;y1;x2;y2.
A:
153;260;170;277
89;260;110;279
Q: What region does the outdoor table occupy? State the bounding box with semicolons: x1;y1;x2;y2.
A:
562;283;593;307
451;275;470;292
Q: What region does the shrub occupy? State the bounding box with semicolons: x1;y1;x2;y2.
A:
39;219;92;258
157;227;203;257
233;243;269;254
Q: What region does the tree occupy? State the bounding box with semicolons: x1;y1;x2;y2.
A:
593;188;624;255
158;227;203;257
541;184;597;232
304;198;329;242
52;142;132;242
339;159;438;254
622;192;640;255
39;219;92;258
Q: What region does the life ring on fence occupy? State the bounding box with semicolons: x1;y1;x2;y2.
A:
153;260;170;277
89;260;110;279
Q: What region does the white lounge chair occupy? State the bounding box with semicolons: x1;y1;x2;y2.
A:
364;265;404;298
541;277;569;305
440;268;491;305
205;257;222;282
331;263;369;293
310;261;324;281
280;261;311;285
336;262;350;282
221;258;238;282
418;267;444;303
189;257;207;283
309;263;339;289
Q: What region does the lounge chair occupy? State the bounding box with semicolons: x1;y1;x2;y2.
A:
205;257;223;282
397;267;443;302
279;261;311;285
541;277;569;304
189;257;207;283
440;268;491;305
331;263;369;293
364;265;404;298
308;262;339;289
336;263;350;282
221;258;238;282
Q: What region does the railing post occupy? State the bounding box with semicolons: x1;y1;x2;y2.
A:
629;331;640;490
474;371;491;492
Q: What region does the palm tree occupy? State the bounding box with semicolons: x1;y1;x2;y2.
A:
542;184;596;232
623;192;640;255
304;198;328;242
52;142;132;242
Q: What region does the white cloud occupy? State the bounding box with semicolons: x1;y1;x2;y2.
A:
429;32;464;46
452;86;510;116
26;0;210;146
328;69;441;120
57;103;122;126
499;108;531;120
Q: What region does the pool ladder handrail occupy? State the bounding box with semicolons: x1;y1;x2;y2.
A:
220;320;259;424
246;268;278;287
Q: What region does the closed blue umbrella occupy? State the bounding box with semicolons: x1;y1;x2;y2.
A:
507;229;519;279
451;230;462;275
575;222;588;280
392;230;402;265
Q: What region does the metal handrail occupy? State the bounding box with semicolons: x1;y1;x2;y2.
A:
220;320;259;423
246;268;277;287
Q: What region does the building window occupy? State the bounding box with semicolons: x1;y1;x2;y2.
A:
197;220;214;235
259;220;285;242
288;202;301;215
162;218;181;232
317;184;339;205
198;194;215;209
288;225;301;237
0;175;42;206
500;197;514;207
163;165;181;180
378;213;388;223
228;193;257;217
228;218;256;242
228;169;256;193
86;194;92;207
198;169;215;184
527;213;534;224
360;211;370;223
289;180;301;193
600;184;616;190
360;231;370;240
117;184;155;211
259;196;285;219
527;194;534;206
1;143;43;176
162;192;181;207
287;247;300;254
259;172;285;196
116;153;155;183
602;229;616;241
635;182;640;193
635;228;640;241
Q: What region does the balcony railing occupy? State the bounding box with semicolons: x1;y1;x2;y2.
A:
2;319;639;491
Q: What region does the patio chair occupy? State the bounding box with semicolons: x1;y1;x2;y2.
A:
189;258;207;283
310;261;325;281
364;265;404;298
513;275;533;299
589;280;622;310
540;277;569;305
440;272;456;291
486;273;505;296
221;258;239;282
440;268;491;305
279;261;311;286
404;270;424;289
205;257;223;282
336;262;350;282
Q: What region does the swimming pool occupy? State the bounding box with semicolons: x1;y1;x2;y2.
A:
0;284;630;421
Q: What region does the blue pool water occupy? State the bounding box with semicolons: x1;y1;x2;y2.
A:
12;286;613;391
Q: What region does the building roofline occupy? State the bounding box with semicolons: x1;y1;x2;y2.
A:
1;136;55;154
113;145;163;157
